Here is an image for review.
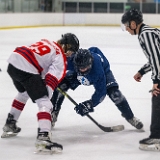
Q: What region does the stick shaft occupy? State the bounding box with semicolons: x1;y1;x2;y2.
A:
57;87;101;126
57;87;124;132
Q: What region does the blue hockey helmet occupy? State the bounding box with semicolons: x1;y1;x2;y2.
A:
73;48;93;75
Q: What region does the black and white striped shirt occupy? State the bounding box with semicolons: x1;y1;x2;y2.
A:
138;23;160;84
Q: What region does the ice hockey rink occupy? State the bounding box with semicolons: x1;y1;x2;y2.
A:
0;26;159;160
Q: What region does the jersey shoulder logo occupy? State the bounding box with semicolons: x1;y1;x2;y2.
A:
77;76;90;86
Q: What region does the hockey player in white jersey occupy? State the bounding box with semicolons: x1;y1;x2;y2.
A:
1;33;79;154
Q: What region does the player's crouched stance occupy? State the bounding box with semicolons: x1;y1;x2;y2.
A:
51;48;143;130
1;33;79;154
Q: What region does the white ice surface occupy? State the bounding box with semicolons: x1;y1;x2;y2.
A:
0;26;159;160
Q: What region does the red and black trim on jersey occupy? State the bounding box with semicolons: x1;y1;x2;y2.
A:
14;46;43;74
45;73;59;90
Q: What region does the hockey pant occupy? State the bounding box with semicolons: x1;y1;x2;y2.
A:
7;64;52;132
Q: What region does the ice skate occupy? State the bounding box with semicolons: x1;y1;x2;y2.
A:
51;110;59;129
127;117;143;129
1;113;21;138
35;131;63;154
139;138;160;151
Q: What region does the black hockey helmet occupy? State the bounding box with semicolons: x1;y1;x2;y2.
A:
73;48;93;75
121;8;143;25
60;33;79;52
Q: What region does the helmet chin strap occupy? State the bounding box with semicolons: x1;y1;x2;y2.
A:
133;29;137;35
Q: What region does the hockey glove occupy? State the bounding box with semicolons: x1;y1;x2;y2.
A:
74;100;94;116
65;70;80;90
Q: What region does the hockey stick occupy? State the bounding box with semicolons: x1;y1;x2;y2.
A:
57;87;124;132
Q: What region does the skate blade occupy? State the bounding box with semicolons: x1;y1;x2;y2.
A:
1;131;18;138
136;128;145;132
139;144;160;151
34;147;62;155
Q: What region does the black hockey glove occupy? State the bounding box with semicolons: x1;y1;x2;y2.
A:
65;70;80;90
74;100;94;116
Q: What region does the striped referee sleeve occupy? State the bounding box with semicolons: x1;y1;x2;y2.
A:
138;25;160;83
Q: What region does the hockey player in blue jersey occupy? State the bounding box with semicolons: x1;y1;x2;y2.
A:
51;47;143;130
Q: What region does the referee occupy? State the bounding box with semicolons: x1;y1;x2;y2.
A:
121;8;160;151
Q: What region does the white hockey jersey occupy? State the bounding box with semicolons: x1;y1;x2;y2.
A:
8;39;67;95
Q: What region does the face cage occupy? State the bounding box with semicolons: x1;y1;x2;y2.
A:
121;22;130;31
78;64;92;76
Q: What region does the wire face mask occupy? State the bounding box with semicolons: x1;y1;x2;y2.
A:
78;64;92;75
74;49;93;76
121;22;129;31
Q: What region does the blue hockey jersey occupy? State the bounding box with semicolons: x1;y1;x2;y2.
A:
67;47;111;107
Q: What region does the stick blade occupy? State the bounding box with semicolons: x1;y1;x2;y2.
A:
99;125;124;132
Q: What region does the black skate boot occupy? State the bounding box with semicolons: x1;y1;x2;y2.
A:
1;113;21;138
139;137;160;151
35;131;63;154
51;110;59;129
127;117;143;129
